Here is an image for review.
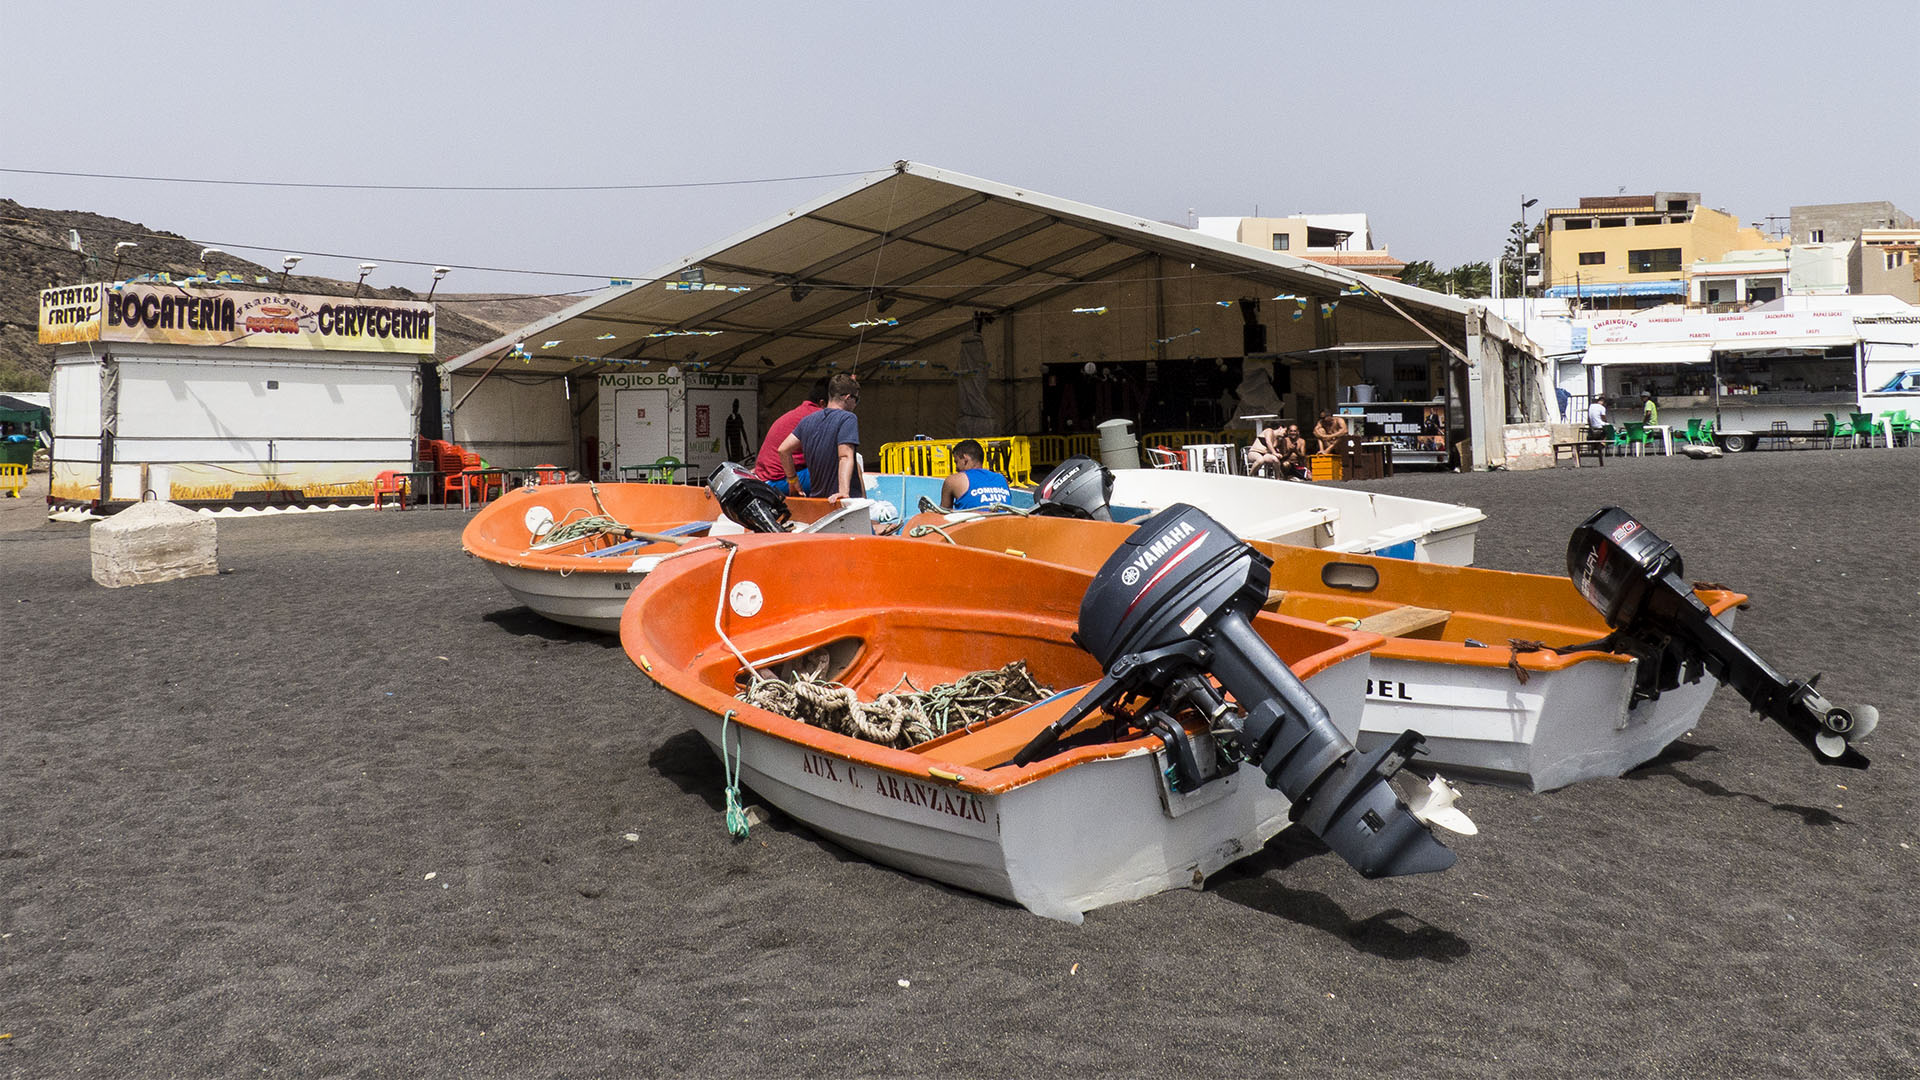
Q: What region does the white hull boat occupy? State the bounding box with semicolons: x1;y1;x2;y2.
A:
1104;467;1483;564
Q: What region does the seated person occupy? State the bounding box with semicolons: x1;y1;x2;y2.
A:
1278;423;1311;480
1312;410;1349;454
940;439;1012;511
1245;424;1286;476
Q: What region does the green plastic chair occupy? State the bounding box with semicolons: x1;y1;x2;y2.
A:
1681;418;1706;445
1887;409;1910;447
1594;423;1622;455
649;455;684;483
1623;421;1652;456
1848;412;1877;449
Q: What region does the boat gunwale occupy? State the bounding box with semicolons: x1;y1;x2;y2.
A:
462;483;840;575
621;532;1381;796
907;513;1746;672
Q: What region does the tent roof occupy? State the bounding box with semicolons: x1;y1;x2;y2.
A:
446;161;1481;381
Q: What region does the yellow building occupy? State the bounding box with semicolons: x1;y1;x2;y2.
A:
1540;193;1781;308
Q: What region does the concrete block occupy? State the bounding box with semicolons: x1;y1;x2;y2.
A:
1503;422;1556;471
90;500;218;588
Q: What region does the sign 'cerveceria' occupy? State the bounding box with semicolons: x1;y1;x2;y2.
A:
38;282;436;355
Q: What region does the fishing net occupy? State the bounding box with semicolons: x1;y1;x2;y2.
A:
738;660;1053;749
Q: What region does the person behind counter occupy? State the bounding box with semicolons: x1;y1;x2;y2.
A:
1643;392;1659;426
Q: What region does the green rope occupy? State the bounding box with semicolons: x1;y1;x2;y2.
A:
720;709;750;838
532;513;623;548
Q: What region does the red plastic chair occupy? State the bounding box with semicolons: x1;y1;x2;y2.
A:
372;470;407;510
530;464;567;486
462;450;505;506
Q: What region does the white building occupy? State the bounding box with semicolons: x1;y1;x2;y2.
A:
40;281;435;509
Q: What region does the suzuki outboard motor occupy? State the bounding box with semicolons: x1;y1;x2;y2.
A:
1568;507;1874;768
1012;503;1456;879
1032;455;1114;521
707;461;791;534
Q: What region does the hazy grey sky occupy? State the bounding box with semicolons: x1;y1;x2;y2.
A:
6;1;1914;296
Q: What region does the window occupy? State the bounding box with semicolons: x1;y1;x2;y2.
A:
1578;251;1605;266
1808;229;1825;243
1599;218;1626;228
1667;199;1689;213
1272;233;1290;251
1887;251;1908;270
1563;218;1593;230
1627;247;1683;274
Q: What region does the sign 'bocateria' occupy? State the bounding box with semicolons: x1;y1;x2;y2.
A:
38;281;435;354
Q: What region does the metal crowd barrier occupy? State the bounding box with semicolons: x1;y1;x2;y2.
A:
876;436;1034;484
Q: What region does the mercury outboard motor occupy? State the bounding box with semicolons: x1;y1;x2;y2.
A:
1031;455;1114;521
1011;503;1457;879
1568;507;1875;768
707;461;791;534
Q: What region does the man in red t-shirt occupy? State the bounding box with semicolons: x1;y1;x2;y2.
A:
752;378;829;493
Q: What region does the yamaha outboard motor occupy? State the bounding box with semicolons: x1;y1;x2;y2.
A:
1032;455;1114;521
1011;503;1456;879
1568;507;1874;768
707;461;791;534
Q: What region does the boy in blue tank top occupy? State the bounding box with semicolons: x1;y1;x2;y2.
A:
940;439;1011;511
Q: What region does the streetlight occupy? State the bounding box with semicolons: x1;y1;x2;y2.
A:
354;262;378;298
1517;197;1539;299
427;266;450;301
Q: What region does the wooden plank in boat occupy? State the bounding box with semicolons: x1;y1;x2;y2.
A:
1354;605;1451;638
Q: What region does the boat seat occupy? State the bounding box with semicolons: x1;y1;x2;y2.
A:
1352;605;1451;638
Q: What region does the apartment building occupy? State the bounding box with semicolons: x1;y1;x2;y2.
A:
1540;192;1781;309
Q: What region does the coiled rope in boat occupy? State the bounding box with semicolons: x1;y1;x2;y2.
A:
532;513;625;548
738;661;1053;750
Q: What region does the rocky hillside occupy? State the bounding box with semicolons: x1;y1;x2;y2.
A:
0;197;575;391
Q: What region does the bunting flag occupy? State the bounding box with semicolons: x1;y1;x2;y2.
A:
541;340;562;349
848;317;899;329
665;281;751;293
1290;307;1305;321
596;333;617;340
645;329;723;338
1072;306;1108;316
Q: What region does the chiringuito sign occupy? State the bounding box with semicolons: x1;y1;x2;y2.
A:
38;282;436;354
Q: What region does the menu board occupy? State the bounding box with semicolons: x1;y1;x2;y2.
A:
1338;400;1448;454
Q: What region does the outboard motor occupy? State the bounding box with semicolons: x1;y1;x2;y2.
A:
707;461;791;534
1568;507;1874;768
1011;504;1457;879
1032;455;1114;521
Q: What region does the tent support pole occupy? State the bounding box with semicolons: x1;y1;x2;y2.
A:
452;351;515;413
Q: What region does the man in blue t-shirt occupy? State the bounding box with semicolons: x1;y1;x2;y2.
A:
940;439;1011;511
778;373;865;499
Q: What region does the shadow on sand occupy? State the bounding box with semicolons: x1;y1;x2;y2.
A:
481;606;623;648
1209;831;1472;963
1624;739;1849;828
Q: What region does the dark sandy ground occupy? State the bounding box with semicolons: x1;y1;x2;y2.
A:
1;449;1916;1079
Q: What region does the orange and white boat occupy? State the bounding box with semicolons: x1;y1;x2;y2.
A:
462;481;845;632
618;531;1465;921
905;511;1751;791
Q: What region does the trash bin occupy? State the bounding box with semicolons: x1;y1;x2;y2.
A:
0;440;33;467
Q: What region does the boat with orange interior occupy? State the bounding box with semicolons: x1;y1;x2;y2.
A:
619;523;1470;922
462;478;848;632
903;507;1874;790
